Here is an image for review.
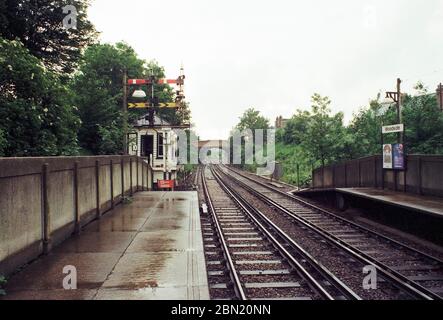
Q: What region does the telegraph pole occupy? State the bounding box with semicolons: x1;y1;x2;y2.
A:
396;78;402;144
439;83;443;111
384;77;403;191
122;69;128;155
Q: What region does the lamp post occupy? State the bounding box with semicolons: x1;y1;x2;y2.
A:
384;78;403;143
382;78;403;191
122;69;128;155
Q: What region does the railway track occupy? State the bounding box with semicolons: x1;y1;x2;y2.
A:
200;165;361;300
217;165;443;300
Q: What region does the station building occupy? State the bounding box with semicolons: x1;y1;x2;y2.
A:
128;113;180;188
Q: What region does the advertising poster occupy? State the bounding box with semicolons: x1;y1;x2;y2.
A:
392;143;405;170
383;144;393;169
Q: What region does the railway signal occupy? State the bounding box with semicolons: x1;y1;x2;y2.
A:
122;67;187;155
127;102;177;109
127;78;180;85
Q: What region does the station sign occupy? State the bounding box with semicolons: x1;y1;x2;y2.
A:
382;124;404;134
158;180;175;189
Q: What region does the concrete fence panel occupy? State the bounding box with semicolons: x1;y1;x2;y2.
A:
48;170;75;241
0;174;42;274
123;160;131;195
421;156;443;197
99;163;111;212
0;156;151;277
112;163;122;202
78;166;97;223
312;154;443;198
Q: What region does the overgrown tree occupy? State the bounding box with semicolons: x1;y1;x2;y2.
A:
0;38;80;156
236;107;270;132
0;0;97;74
402;83;443;154
282;110;311;145
301;94;347;167
72;42;147;154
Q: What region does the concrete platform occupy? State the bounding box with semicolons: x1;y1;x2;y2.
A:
336;188;443;219
1;192;209;300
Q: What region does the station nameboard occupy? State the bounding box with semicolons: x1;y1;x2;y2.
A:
382;124;404;134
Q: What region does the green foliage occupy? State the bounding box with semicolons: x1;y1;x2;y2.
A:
0;128;6;156
0;0;97;74
72;42;147;154
275;143;312;187
230;108;270;166
301;94;347;166
236;108;270;132
0;38;80;156
122;196;133;205
348;84;443;157
97;121;124;155
235;88;443;186
72;44;190;155
0;4;191;158
282;110;310;145
402;86;443;154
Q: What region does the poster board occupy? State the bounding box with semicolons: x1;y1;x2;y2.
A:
392;143;405;170
383;143;405;170
383;144;393;169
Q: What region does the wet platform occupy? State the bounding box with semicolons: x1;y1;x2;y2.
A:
2;192;210;300
336;188;443;218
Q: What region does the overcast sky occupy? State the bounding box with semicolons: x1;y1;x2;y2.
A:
88;0;443;140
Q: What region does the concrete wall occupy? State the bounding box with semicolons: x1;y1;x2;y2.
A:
312;154;443;198
0;156;152;277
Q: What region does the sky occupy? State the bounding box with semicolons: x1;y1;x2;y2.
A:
88;0;443;140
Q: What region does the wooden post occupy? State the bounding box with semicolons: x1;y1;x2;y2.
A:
322;166;325;188
121;158;125;199
374;156;378;188
136;157;139;192
344;163;348;188
95;160;101;219
332;165;336;188
418;157;423;195
358;160;362;188
110;160;114;209
130;158;133;196
311;164;314;188
42;163;51;254
141;160;145;191
73;161;81;234
122;70;128;155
